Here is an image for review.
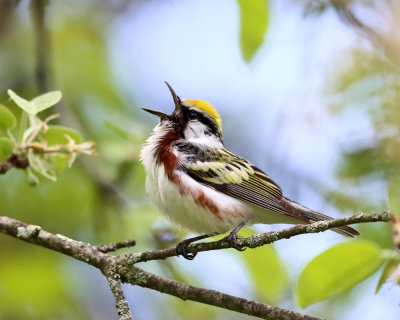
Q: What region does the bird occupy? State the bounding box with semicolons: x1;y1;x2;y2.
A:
140;82;359;259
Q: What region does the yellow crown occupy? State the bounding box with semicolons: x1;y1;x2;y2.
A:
183;99;222;130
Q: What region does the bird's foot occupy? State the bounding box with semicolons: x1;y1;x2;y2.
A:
175;234;210;260
219;232;246;251
218;221;247;252
176;239;197;260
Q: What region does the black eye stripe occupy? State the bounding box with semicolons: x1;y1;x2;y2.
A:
188;110;197;119
184;109;220;137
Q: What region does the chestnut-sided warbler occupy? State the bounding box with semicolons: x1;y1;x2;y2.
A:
140;82;359;259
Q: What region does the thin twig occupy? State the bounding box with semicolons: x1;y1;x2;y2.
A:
24;140;96;155
122;211;393;263
96;239;137;253
104;266;133;320
24;117;45;146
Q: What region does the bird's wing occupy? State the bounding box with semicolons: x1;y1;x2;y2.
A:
176;142;308;221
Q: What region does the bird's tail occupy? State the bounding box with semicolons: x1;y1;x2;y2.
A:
285;197;360;238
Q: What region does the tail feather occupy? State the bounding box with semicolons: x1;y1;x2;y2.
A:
285;197;360;238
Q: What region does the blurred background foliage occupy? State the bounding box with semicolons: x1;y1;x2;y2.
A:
0;0;399;319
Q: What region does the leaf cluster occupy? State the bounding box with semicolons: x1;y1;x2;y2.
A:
0;90;96;185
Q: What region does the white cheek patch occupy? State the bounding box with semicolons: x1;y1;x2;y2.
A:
184;121;205;139
184;121;223;148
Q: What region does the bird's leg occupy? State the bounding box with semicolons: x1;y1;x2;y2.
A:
219;221;247;252
176;234;211;260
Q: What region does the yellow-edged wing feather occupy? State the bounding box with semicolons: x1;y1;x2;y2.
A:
177;144;299;217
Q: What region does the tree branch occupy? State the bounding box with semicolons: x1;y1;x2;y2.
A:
104;265;133;320
121;211;393;263
0;153;29;174
0;212;393;320
118;262;322;320
96;239;137;253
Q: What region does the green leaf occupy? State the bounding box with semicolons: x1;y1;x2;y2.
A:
31;91;62;114
375;258;399;294
7;90;31;113
388;170;400;218
241;229;289;305
0;104;16;131
46;125;83;145
24;167;40;186
50;154;71;171
296;240;383;307
0;137;13;161
8;90;62;115
237;0;269;62
28;150;57;181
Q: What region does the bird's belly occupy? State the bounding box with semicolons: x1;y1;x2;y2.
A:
145;164;252;235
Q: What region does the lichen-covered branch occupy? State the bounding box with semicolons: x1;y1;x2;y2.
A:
121;211;394;263
118;263;322;320
0;215;108;267
96;239;137;253
0;215;326;320
0;212;393;320
104;265;133;320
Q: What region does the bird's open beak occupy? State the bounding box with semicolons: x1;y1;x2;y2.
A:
164;81;181;112
141;108;168;120
141;82;181;120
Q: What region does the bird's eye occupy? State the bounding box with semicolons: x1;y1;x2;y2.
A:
188;110;197;120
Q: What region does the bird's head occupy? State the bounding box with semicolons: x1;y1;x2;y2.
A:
142;82;223;145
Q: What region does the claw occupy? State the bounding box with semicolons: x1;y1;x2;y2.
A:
176;240;197;260
175;234;210;260
219;233;246;251
219;221;247;252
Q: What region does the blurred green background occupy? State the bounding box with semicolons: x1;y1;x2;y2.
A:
0;0;399;319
